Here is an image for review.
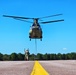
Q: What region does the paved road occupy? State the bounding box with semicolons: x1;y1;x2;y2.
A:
0;60;76;75
40;60;76;75
0;61;34;75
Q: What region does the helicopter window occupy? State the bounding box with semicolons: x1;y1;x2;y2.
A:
32;23;35;26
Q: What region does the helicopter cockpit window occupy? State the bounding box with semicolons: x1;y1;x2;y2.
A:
32;23;35;26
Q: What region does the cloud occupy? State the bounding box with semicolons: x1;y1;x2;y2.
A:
63;48;67;50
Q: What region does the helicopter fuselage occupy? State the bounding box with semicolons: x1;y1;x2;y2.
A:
29;19;42;41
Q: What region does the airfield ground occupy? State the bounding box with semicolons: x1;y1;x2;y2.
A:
0;60;76;75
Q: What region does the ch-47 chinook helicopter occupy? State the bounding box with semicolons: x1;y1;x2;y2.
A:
3;14;64;41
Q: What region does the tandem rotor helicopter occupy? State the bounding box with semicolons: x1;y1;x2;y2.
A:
3;14;64;41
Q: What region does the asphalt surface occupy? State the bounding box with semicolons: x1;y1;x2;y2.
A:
0;60;76;75
40;60;76;75
0;61;34;75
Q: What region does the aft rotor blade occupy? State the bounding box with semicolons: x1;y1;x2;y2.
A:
3;15;33;19
39;14;63;19
40;19;64;24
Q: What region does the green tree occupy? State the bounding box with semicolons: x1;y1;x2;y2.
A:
50;54;56;60
29;54;35;60
70;52;76;59
17;53;24;60
43;53;47;60
57;53;62;60
0;53;3;61
3;54;10;61
62;54;66;60
10;53;18;61
43;53;50;60
37;53;43;60
67;53;72;59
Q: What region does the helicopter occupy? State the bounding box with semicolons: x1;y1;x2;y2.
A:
3;14;64;41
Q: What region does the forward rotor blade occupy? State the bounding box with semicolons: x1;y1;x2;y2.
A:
39;14;63;19
3;15;33;19
40;19;64;24
14;18;33;23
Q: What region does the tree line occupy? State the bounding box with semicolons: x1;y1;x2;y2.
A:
0;52;76;61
